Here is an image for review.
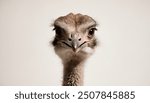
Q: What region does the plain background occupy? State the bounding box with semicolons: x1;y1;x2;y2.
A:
0;0;150;85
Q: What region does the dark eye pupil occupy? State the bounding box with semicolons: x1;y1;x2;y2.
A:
89;29;94;35
89;28;97;36
55;28;62;35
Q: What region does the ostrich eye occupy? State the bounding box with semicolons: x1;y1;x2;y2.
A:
53;26;64;35
88;28;97;38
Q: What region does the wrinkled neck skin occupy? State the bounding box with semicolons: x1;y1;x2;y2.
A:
54;47;93;86
62;57;85;86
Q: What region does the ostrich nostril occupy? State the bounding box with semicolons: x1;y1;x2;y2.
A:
68;38;72;41
78;38;81;41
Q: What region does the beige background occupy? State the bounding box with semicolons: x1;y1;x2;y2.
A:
0;0;150;85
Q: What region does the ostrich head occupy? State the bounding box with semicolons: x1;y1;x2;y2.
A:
52;13;97;64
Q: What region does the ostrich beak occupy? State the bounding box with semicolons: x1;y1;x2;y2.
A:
72;40;78;52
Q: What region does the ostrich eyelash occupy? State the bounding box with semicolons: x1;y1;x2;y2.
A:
53;28;56;30
89;27;97;31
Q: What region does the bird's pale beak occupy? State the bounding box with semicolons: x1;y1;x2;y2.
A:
72;40;79;52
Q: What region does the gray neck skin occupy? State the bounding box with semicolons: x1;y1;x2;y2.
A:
62;59;84;86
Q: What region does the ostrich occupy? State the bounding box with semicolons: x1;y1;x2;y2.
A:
52;13;97;86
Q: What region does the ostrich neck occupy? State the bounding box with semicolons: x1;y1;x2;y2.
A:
63;59;85;86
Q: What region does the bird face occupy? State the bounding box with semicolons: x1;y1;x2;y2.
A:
52;13;97;60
